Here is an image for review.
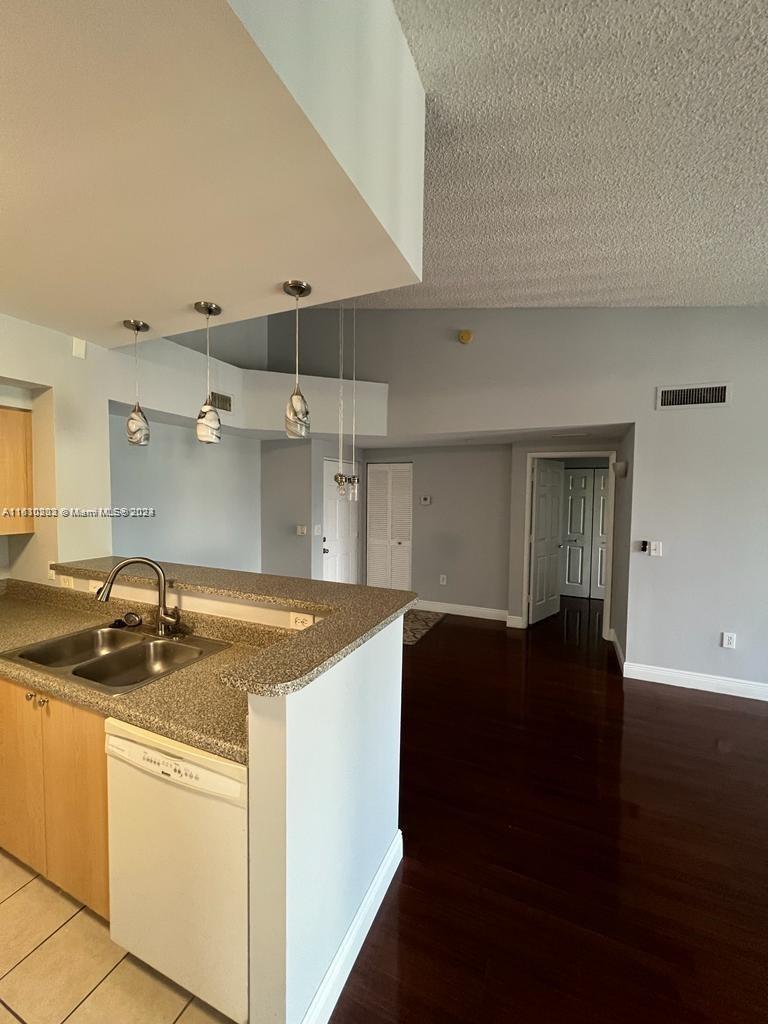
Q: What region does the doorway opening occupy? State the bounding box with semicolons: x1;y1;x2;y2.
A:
523;450;616;640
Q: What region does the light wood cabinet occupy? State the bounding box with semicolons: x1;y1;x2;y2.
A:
0;678;46;873
0;677;110;918
0;407;34;536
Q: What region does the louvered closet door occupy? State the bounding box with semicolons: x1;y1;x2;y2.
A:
366;463;413;589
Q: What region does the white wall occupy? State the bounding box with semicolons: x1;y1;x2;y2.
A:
230;0;425;278
364;445;512;610
109;414;261;572
298;306;768;684
248;617;403;1024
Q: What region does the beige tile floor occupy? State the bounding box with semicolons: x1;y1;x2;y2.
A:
0;850;233;1024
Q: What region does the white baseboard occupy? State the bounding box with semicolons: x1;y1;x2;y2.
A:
417;599;507;622
608;628;625;669
300;830;403;1024
623;663;768;702
506;614;525;629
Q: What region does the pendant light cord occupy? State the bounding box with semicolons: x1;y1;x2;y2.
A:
133;327;140;405
295;296;300;389
205;314;211;401
338;304;344;476
351;301;357;476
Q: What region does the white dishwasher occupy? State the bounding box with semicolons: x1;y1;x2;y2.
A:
105;719;248;1024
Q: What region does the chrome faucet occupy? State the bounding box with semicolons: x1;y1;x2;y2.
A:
96;557;180;637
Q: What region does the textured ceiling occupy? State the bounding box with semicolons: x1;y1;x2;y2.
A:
362;0;768;308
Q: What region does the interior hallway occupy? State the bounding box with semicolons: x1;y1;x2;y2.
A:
332;598;768;1023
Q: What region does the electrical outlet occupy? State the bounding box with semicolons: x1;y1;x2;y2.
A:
290;612;314;630
296;525;307;537
47;562;56;581
721;632;737;649
88;580;101;594
439;574;447;586
60;575;74;589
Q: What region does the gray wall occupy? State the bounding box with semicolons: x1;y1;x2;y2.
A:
260;441;312;578
364;445;512;609
109;414;261;571
288;306;767;683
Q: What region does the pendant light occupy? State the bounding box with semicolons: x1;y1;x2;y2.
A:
347;300;359;502
123;319;151;446
334;304;347;497
193;300;223;444
283;280;312;438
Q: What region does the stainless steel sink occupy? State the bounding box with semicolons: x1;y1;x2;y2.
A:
1;626;229;695
73;639;204;690
16;627;142;668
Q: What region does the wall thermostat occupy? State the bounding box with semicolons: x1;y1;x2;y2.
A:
419;495;432;506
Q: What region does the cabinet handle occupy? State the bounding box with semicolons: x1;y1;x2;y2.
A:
25;692;35;702
37;697;48;707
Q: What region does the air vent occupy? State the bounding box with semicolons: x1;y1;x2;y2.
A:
209;391;232;413
655;383;730;410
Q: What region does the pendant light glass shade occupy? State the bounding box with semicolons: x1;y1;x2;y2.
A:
193;301;222;444
123;319;151;446
283;280;311;439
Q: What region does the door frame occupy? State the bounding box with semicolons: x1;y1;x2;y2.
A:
521;450;617;640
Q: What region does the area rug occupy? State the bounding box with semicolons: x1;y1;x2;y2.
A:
403;609;445;645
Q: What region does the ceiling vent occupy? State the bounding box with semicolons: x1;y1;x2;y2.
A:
209;391;232;414
655;382;731;410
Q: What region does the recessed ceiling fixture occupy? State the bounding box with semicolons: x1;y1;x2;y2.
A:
123;319;151;446
347;300;359;503
193;300;223;445
334;304;347;498
283;280;312;439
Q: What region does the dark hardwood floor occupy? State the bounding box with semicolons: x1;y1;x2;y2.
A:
331;597;768;1023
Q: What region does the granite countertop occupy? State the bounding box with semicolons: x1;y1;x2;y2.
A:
52;557;416;696
0;564;415;763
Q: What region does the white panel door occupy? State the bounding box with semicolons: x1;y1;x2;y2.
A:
590;468;609;599
323;459;359;583
561;468;594;599
366;463;413;589
529;459;564;624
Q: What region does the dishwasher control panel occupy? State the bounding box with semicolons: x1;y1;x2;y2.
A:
107;736;246;805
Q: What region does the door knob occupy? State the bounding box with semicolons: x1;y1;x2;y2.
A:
37;697;48;707
25;692;34;702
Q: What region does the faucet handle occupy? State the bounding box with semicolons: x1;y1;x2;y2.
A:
123;611;143;628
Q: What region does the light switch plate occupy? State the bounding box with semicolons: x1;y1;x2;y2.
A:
650;540;663;557
296;525;307;536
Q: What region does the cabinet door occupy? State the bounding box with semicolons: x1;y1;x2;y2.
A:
0;407;34;536
42;699;110;919
0;677;47;873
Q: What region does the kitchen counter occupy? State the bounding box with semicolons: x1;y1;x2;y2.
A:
0;565;415;763
52;556;416;696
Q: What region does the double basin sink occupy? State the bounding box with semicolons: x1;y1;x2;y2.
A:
1;625;229;695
